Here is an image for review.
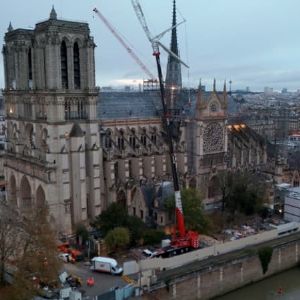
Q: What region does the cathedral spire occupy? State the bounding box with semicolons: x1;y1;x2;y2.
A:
223;80;227;93
7;22;13;32
50;5;57;20
213;78;216;92
165;0;182;90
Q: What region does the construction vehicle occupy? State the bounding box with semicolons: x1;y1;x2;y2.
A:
57;243;84;262
93;7;158;86
132;0;199;256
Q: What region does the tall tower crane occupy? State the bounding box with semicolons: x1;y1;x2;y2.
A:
131;0;199;254
93;7;156;81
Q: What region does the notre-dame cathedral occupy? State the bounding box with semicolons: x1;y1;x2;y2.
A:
2;4;266;234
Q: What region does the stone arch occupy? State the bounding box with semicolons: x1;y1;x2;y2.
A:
117;189;127;208
20;176;32;210
9;174;17;207
36;185;46;208
207;176;220;199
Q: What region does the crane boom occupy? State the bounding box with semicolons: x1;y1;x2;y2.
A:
93;7;156;80
132;0;199;250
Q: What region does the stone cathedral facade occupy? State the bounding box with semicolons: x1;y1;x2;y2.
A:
3;8;102;234
2;6;267;234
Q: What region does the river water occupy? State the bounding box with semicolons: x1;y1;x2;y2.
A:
216;268;300;300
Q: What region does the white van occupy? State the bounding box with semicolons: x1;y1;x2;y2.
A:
90;257;123;275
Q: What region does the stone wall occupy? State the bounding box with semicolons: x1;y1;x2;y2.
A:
141;240;300;300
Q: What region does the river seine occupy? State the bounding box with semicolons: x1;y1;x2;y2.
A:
216;267;300;300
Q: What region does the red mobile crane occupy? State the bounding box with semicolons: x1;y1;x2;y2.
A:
131;0;199;256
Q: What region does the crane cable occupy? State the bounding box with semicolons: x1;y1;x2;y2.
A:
177;7;191;104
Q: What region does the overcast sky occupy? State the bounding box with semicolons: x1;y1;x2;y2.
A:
1;0;300;91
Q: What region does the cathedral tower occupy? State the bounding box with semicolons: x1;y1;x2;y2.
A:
2;7;102;234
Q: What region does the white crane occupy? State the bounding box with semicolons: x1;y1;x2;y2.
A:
131;0;189;68
93;7;156;80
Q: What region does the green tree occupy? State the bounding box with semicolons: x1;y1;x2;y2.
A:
92;202;145;245
105;227;130;252
92;202;128;236
142;229;165;245
75;223;89;245
225;171;266;217
165;188;208;233
126;216;145;246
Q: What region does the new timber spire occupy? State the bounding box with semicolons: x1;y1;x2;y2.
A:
165;0;182;90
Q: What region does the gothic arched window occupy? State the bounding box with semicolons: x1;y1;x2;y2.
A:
141;128;147;147
28;48;32;88
61;41;68;89
73;42;80;89
129;129;136;149
117;130;125;151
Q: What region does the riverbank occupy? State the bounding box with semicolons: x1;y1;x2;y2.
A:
141;232;300;299
216;267;300;300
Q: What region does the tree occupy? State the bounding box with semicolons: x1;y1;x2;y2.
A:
75;223;89;245
0;202;61;299
93;202;145;245
105;227;130;252
217;170;234;212
142;229;165;245
92;202;128;236
165;188;208;233
0;203;25;286
224;171;266;217
126;215;145;246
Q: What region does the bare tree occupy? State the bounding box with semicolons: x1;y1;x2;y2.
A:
0;203;24;285
0;202;61;298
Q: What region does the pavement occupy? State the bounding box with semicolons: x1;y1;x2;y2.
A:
62;261;127;297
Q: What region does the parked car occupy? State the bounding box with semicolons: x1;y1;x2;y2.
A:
58;253;74;263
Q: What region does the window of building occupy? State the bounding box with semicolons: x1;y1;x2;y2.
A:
129;135;136;149
141;129;147;147
105;130;112;149
28;48;32;88
140;210;144;219
133;207;136;216
61;41;68;89
73;42;80;89
117;130;125;150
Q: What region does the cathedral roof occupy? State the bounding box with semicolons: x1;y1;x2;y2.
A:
97;89;230;121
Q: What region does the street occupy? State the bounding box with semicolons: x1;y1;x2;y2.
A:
62;261;127;297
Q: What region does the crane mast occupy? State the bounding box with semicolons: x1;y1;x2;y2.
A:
131;0;198;249
93;7;156;80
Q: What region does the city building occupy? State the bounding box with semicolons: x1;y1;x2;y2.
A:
284;186;300;222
